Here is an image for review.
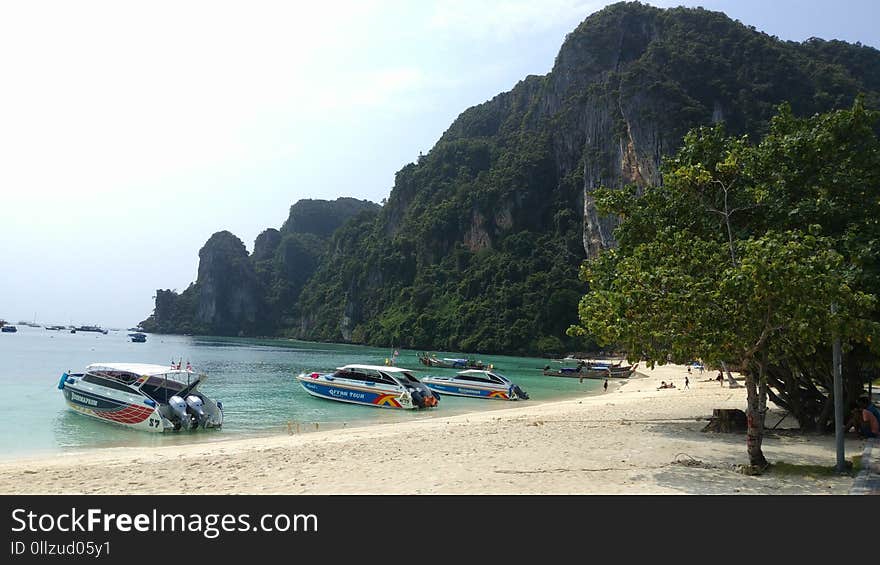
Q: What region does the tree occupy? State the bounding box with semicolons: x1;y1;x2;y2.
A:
570;101;880;470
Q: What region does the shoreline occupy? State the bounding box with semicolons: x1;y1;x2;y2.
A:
0;375;607;463
0;364;866;494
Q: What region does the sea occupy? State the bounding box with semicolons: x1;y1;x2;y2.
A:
0;326;601;458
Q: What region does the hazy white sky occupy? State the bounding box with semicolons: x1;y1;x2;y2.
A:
1;0;877;328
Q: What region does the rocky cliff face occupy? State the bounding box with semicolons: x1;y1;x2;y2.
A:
193;231;261;336
143;2;880;352
141;198;379;336
293;2;880;353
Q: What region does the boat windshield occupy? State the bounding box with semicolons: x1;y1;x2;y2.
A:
390;372;420;385
81;373;137;393
86;369;140;386
486;372;508;384
333;369;397;386
139;375;193;403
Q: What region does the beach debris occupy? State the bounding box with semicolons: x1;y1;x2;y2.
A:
672;453;718;469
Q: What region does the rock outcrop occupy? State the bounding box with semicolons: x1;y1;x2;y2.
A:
141;198;379;336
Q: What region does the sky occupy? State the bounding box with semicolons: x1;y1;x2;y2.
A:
1;0;878;329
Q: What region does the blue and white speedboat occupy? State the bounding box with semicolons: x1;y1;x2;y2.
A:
296;364;439;409
58;363;223;432
421;370;529;401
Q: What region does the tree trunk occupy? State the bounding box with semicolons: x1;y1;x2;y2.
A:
814;394;833;434
721;361;740;388
745;369;768;469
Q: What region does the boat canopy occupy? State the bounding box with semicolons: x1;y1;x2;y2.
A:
338;364;414;373
86;363;194;378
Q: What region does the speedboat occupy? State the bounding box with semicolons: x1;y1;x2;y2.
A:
421;370;529;400
128;332;147;343
296;364;439;409
58;362;223;432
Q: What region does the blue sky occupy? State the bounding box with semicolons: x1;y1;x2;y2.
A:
0;0;877;328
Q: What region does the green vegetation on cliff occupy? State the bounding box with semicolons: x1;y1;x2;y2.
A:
142;2;880;356
140;198;379;336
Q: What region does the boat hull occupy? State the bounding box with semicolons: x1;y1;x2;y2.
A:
297;375;415;409
543;367;636;379
422;380;513;400
62;386;169;432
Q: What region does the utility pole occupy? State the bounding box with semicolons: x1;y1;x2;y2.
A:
832;303;845;472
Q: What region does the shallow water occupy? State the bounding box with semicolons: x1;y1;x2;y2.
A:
0;326;600;457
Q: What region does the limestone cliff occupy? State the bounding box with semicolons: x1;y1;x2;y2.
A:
143;2;880;353
141;198;379;335
294;2;880;354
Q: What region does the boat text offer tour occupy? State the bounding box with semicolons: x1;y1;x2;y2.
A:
296;364;440;409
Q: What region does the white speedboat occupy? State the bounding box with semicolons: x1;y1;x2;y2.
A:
296;364;439;409
58;363;223;432
421;370;529;400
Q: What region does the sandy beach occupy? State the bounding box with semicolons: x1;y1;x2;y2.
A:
0;364;867;494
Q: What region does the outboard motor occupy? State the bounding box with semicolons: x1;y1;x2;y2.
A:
410;388;425;408
413;385;438;408
168;395;190;430
512;385;529;400
185;395;206;429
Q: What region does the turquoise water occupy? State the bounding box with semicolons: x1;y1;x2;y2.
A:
0;326;600;457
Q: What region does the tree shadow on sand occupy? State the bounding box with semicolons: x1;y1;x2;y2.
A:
630;416;862;494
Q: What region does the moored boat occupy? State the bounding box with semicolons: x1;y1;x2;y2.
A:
74;325;108;334
421;370;529;400
58;363;223;432
542;361;638;379
1;325;17;333
128;332;147;343
296;364;439;409
417;352;493;370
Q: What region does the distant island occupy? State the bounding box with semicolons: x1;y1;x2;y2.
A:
141;2;880;356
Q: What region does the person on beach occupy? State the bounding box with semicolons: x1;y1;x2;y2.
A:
857;397;880;438
685;376;689;389
687;365;692;375
603;378;608;392
716;371;724;387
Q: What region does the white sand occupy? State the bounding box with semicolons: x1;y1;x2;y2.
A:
0;364;865;494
